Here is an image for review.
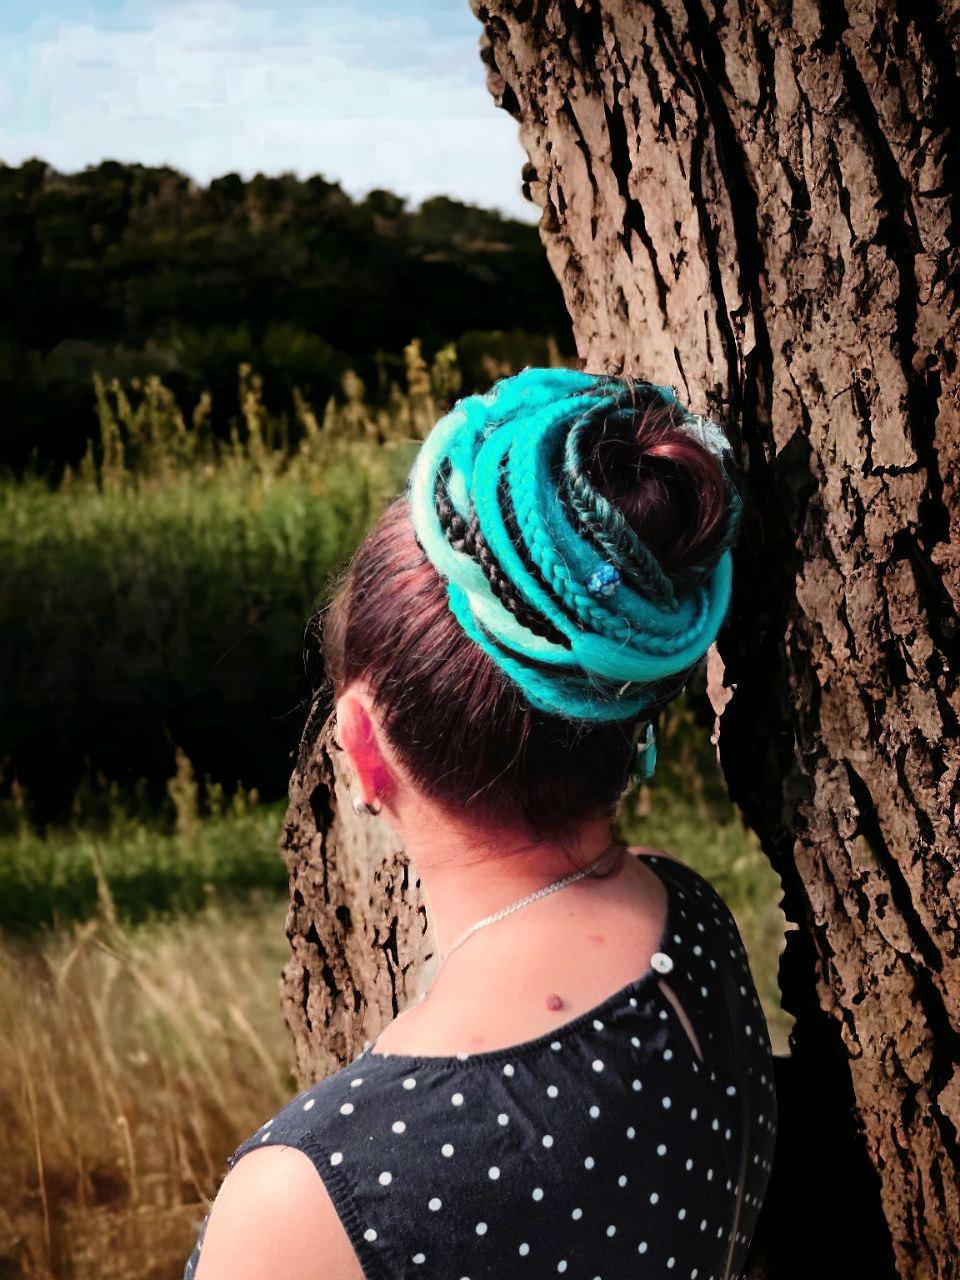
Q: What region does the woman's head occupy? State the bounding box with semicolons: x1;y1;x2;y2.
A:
315;368;740;843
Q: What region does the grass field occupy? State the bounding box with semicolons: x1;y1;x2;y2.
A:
1;890;293;1280
0;755;287;934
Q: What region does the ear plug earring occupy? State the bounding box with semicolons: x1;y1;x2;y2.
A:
351;793;382;817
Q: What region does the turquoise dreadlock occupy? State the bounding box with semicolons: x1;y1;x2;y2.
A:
406;366;742;782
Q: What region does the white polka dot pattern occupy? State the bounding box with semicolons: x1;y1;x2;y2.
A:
182;854;777;1280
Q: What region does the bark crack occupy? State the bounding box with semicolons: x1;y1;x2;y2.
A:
679;0;776;450
844;761;960;1174
605;55;669;316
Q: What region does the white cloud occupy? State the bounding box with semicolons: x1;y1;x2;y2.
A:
0;0;538;221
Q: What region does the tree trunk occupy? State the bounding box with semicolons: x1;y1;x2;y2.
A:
463;1;960;1276
278;688;436;1084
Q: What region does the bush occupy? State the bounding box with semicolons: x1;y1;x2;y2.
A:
0;359;413;816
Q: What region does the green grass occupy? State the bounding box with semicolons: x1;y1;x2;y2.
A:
0;755;288;933
0;385;419;817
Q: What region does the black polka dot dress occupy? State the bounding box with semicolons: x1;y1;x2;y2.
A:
184;854;777;1279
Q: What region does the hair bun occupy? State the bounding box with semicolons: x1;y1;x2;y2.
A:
567;379;741;593
406;366;741;725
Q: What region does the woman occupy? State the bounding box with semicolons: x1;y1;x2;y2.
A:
185;367;777;1280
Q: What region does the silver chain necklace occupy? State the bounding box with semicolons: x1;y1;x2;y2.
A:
411;840;624;1011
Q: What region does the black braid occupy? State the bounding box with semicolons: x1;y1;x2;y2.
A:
562;401;680;610
496;463;591;641
433;461;571;649
562;380;744;602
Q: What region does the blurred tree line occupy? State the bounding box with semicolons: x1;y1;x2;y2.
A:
0;159;573;477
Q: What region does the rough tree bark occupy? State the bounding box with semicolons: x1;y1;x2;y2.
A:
457;2;957;1278
278;688;436;1084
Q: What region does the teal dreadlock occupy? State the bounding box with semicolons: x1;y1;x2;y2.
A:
406;366;742;782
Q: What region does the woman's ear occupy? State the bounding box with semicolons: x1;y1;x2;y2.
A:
335;686;394;808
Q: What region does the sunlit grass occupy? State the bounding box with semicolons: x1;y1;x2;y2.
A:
0;888;292;1280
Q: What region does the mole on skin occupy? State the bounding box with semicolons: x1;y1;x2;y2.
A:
542;934;606;1010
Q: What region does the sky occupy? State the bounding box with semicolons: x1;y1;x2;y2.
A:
0;0;539;222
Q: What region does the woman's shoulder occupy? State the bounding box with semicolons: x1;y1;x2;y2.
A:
627;843;700;876
187;1062;381;1280
227;1056;372;1167
187;1142;361;1280
628;842;681;861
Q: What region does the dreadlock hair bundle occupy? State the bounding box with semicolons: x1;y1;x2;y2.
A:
432;457;569;646
405;367;743;782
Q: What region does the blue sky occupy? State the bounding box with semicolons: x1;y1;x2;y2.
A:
0;0;538;222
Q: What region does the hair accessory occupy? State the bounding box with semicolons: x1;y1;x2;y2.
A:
406;367;742;778
629;720;658;785
586;562;621;597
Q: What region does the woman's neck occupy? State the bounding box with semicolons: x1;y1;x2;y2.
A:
392;806;623;957
368;805;664;1058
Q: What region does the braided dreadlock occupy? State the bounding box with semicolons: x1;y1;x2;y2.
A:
434;458;569;647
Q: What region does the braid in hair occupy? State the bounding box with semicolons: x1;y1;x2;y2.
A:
497;464;583;644
434;459;570;648
562;407;679;611
405;364;741;734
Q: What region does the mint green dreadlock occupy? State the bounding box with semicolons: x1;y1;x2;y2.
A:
406;366;741;782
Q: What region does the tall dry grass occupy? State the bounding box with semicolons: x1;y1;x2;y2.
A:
0;884;292;1280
